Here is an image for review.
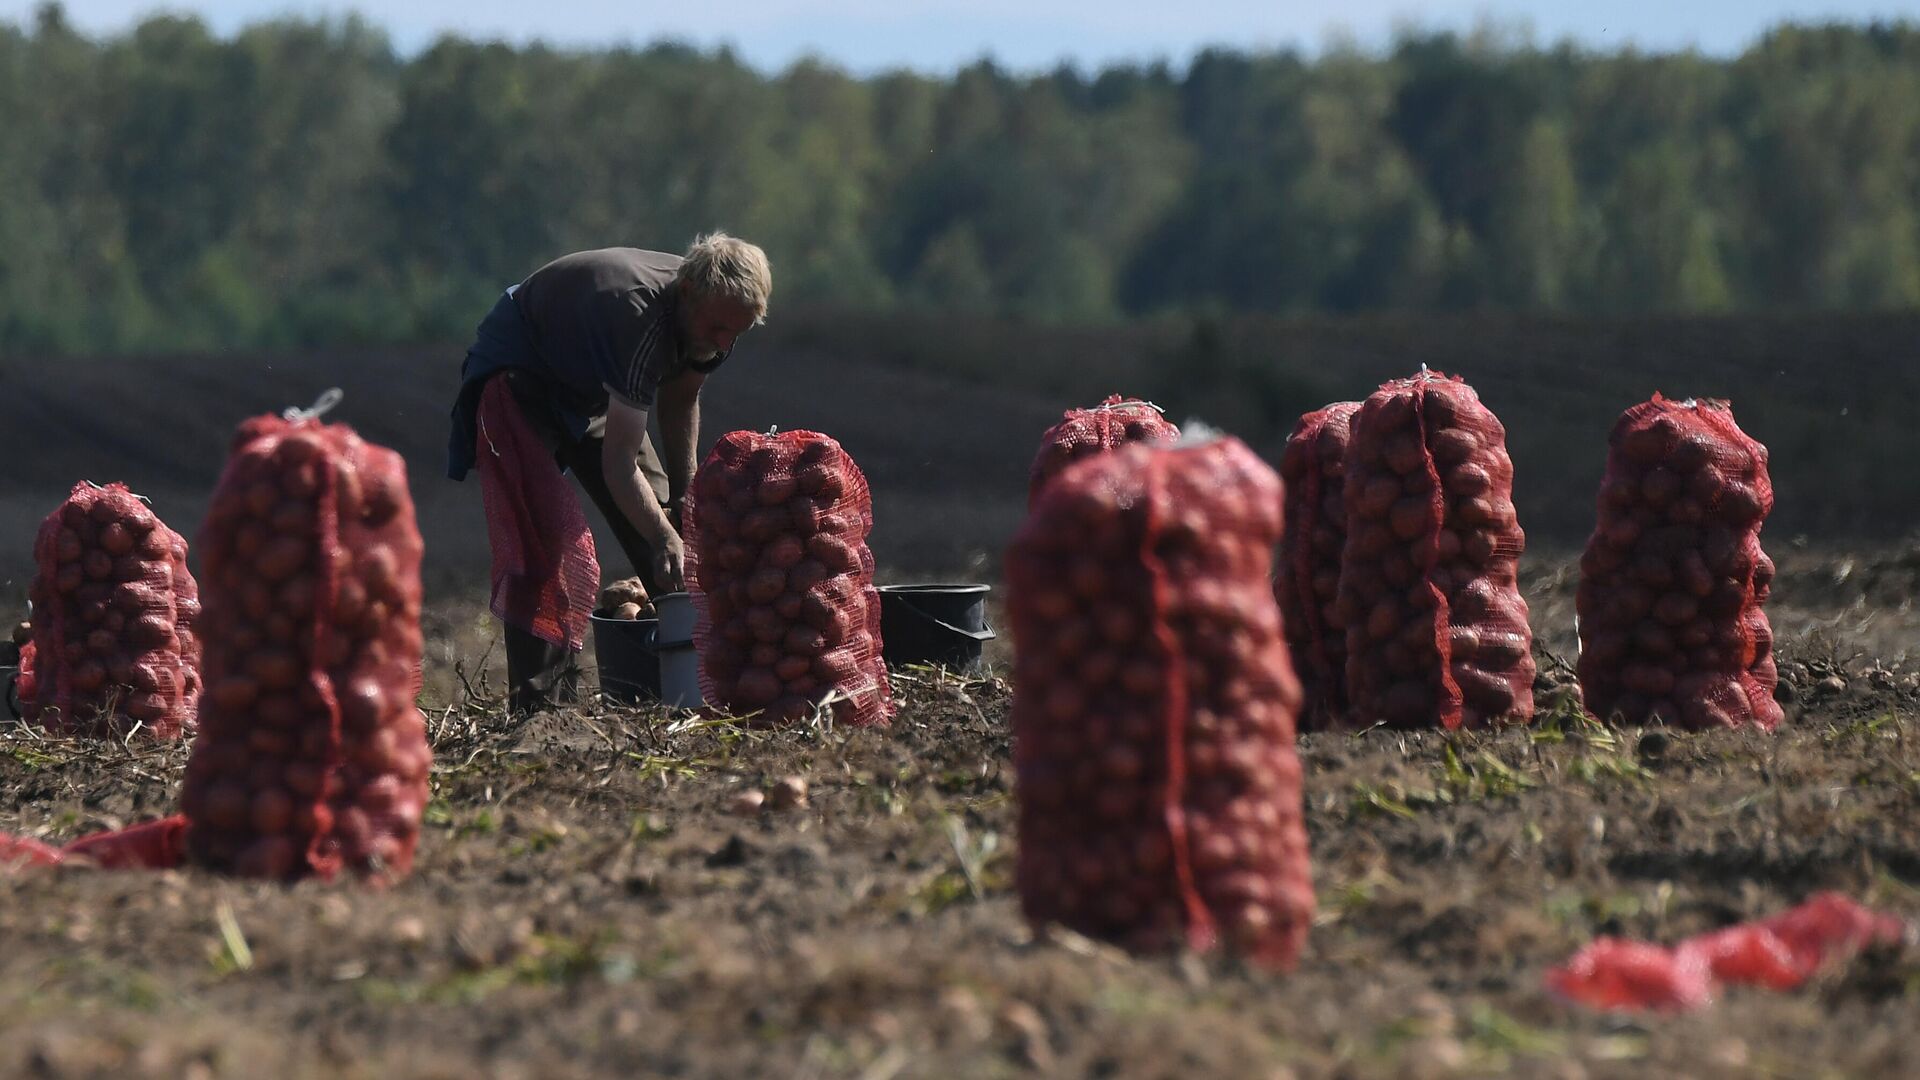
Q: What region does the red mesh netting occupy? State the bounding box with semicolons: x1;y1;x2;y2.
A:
22;482;202;739
1575;395;1783;730
685;430;892;728
1337;371;1535;729
1007;437;1313;968
475;376;599;650
13;641;36;716
1276;401;1361;727
1028;395;1180;509
0;816;189;873
1548;893;1907;1012
1;832;65;869
180;414;431;883
1548;938;1714;1012
59;815;189;870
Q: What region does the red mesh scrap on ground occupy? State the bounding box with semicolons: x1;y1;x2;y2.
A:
1548;893;1907;1012
1336;371;1535;729
475;376;600;650
180;414;431;883
1007;436;1314;968
1276;401;1361;727
685;430;892;728
22;482;201;739
59;815;189;870
1027;395;1180;508
1547;938;1714;1012
0;833;65;868
1;816;190;873
1576;395;1783;730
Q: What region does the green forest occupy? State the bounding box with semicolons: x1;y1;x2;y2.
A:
3;3;1919;353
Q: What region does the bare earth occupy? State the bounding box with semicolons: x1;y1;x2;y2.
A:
4;554;1920;1079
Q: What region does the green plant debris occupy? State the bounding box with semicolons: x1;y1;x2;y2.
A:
455;809;501;838
1570;753;1654;787
1465;1004;1565;1059
624;751;710;784
1824;713;1899;744
915;816;1009;913
1437;745;1537;801
628;814;673;842
1544;890;1645;928
2;743;62;770
358;933;662;1007
1317;868;1402;926
210;903;253;976
1530;706;1622;752
508;827;567;857
1350;781;1419;819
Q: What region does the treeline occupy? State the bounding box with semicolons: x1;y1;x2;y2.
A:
3;3;1919;353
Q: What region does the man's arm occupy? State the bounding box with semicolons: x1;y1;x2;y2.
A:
657;371;704;512
603;397;685;589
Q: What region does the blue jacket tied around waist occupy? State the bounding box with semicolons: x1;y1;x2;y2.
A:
446;287;594;482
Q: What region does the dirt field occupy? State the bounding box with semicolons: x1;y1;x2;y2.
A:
5;552;1919;1080
6;315;1920;1076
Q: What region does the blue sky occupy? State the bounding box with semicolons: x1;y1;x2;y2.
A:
5;1;1918;72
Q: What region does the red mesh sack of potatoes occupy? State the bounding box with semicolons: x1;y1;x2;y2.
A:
180;412;431;882
1028;395;1179;508
1007;436;1313;968
1276;401;1361;726
686;430;892;727
23;482;202;739
1337;371;1535;729
1576;396;1783;730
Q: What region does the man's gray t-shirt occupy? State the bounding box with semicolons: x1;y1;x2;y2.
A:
512;247;728;414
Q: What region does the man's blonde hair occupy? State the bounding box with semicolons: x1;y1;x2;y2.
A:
676;232;772;324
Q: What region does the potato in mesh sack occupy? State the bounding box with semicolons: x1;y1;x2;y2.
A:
1336;371;1535;729
22;482;201;739
1275;401;1361;727
686;430;891;727
181;411;431;882
1576;395;1783;730
1008;435;1312;968
1028;395;1179;508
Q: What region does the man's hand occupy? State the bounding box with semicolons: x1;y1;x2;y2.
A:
654;529;687;592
